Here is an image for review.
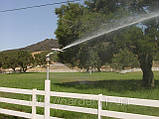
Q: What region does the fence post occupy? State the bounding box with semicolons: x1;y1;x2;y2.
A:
98;94;102;119
32;89;37;119
45;80;51;119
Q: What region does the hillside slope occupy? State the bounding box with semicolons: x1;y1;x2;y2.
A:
21;39;59;52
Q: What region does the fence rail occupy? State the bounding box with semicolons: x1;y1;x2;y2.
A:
1;86;159;107
0;82;159;119
0;108;62;119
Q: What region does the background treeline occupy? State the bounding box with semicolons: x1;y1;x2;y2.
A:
0;50;33;72
0;50;57;73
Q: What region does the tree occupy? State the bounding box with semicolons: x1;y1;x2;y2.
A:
111;48;139;70
85;0;117;14
17;51;34;72
55;0;159;88
0;54;2;72
84;0;159;88
34;51;58;67
0;54;2;68
55;2;115;68
55;3;84;66
34;52;47;67
0;51;19;72
113;26;159;88
77;45;102;72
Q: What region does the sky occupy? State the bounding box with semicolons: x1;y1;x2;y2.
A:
0;0;80;51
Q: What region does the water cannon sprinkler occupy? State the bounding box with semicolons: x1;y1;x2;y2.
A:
51;48;63;52
45;48;64;80
46;48;63;57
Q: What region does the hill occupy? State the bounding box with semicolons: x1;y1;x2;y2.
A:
21;39;59;52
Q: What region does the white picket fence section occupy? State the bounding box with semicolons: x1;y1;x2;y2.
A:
0;80;159;119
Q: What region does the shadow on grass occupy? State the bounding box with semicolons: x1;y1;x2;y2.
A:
55;79;159;93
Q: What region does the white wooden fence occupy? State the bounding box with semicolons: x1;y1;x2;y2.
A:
0;80;159;119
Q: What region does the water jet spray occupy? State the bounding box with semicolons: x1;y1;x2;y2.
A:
61;11;159;50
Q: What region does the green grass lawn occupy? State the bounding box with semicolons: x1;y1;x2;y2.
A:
0;72;159;119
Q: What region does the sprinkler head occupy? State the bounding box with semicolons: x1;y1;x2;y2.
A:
51;48;63;52
46;48;63;58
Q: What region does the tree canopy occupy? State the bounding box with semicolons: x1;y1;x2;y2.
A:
55;0;159;88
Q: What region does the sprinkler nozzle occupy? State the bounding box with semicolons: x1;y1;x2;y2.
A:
51;48;63;52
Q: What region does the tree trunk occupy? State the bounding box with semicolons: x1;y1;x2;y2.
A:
22;66;27;72
139;54;155;88
142;68;154;88
11;68;16;73
97;67;101;72
86;68;89;72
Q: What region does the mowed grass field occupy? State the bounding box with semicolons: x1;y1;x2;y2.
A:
0;72;159;119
